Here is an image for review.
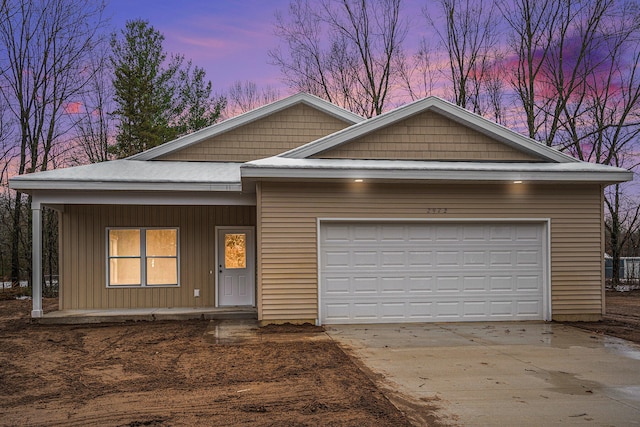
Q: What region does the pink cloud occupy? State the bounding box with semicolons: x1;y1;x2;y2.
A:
64;102;82;114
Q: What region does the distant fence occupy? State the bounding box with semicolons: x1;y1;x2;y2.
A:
605;257;640;290
0;275;59;298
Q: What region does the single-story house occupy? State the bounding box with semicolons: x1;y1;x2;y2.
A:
10;93;632;324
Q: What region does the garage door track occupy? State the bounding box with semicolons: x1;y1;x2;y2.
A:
326;322;640;426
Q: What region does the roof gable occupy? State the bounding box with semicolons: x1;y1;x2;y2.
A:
281;96;578;163
312;109;541;162
130;93;364;161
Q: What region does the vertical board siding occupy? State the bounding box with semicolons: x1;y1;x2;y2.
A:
60;205;255;310
158;104;352;162
314;110;540;161
258;182;603;321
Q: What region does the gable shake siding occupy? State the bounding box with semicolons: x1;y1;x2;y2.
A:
158;104;352;162
257;182;603;323
59;205;255;310
312;110;541;161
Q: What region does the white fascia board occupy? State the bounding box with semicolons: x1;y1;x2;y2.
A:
281;96;578;163
10;180;243;192
32;190;256;207
241;166;632;183
130;93;364;161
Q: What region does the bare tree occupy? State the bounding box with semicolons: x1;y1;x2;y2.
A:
0;0;107;285
501;0;640;283
397;39;441;101
497;0;563;139
225;80;281;117
270;0;408;117
426;0;500;115
0;96;14;187
69;44;114;164
577;5;640;283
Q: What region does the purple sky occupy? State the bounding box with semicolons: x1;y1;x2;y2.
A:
107;0;307;91
106;0;426;94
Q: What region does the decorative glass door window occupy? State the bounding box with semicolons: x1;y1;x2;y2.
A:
224;233;246;269
108;228;179;287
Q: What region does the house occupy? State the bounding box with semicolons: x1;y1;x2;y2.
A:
10;93;632;324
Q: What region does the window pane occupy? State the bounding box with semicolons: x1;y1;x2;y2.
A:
109;258;141;285
109;229;140;256
146;229;177;256
146;258;178;285
225;233;246;269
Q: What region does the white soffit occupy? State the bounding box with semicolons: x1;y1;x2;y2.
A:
9;160;244;192
129;93;364;161
241;157;633;183
279;96;579;163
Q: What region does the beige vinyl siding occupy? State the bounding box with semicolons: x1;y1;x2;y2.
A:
258;182;604;322
313;110;541;161
59;205;255;310
158;104;352;162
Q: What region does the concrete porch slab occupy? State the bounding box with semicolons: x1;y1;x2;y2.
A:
37;306;257;324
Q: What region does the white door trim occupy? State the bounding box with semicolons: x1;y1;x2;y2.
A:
316;218;552;325
215;226;256;307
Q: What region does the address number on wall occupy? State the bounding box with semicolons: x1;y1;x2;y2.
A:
426;208;448;214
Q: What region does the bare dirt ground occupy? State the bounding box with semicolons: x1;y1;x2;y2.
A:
568;289;640;344
0;299;412;427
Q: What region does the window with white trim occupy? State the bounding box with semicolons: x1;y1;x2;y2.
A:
107;228;179;287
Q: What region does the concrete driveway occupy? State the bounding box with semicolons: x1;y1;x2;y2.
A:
326;322;640;426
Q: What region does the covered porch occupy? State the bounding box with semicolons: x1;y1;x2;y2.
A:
9;160;256;318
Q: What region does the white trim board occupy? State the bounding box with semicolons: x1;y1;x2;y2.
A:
31;191;256;208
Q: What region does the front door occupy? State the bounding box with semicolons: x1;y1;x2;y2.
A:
217;227;255;306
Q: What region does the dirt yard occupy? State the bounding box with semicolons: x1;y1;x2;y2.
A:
569;289;640;344
2;292;637;427
0;299;413;427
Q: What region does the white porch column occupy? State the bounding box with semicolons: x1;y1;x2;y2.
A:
31;201;43;318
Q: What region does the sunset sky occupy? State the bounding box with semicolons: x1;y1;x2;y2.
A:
106;0;427;95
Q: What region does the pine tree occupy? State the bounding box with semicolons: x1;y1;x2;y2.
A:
174;62;226;136
110;20;182;158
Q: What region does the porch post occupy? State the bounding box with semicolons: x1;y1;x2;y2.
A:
31;201;43;318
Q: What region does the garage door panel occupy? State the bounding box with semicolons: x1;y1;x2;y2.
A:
323;224;350;242
436;225;461;240
436;276;462;292
463;276;487;291
353;277;378;293
436;251;459;266
516;275;542;291
325;251;349;267
381;251;405;267
409;228;435;241
408;277;434;293
516;250;541;266
381;225;405;240
353;251;377;267
463;301;488;317
353;226;377;240
408;251;433;267
324;277;350;294
320;222;545;324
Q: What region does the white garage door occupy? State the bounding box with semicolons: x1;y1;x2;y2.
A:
319;222;546;324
